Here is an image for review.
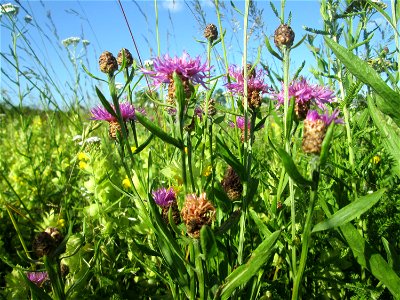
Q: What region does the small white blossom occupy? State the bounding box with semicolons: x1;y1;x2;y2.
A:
82;39;90;46
72;135;82;141
0;3;19;16
143;59;154;70
62;37;81;47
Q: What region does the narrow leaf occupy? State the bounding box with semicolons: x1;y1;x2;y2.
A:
313;189;385;232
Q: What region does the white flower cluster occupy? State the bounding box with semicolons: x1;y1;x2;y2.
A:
0;3;19;16
72;135;101;146
62;37;81;47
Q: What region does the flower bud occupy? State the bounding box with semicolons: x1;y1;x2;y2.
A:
274;24;295;48
99;51;118;74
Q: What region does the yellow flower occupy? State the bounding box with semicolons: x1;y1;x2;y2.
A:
372;155;381;165
122;177;132;189
202;165;213;177
131;146;137;153
57;219;66;228
79;161;87;169
184;147;188;154
78;152;89;161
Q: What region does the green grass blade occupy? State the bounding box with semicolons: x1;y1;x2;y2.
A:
217;230;280;300
313;189;385;233
324;36;400;126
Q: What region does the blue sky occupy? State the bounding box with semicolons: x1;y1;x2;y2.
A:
0;0;391;108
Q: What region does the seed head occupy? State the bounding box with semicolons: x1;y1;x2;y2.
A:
221;166;243;201
274;24;295;48
204;24;218;42
99;51;118;74
117;48;134;67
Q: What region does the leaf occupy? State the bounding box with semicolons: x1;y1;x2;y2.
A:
367;96;400;176
216;137;246;179
324;36;400;126
200;225;218;259
312;189;385;232
340;223;400;299
319;122;335;168
217;230;280;300
265;35;282;61
135;112;183;149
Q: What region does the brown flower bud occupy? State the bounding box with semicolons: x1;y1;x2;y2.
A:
221;166;243;201
274;24;295;48
32;232;55;257
302;118;326;154
204;24;218;42
117;48;134;67
99;51;118;74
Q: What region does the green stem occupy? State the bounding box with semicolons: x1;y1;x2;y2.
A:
194;239;206;300
154;0;160;56
291;170;319;300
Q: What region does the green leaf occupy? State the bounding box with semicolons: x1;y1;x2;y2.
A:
135;112;183;149
217;230;280;300
340;223;400;299
265;35;282;61
319;122;335;168
200;225;218;259
324;36;400;126
95;86;117;119
312;189;385;232
216;136;246;179
367;96;400;176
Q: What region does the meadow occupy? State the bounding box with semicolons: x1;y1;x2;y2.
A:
1;0;400;299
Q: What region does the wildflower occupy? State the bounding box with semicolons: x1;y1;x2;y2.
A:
274;24;295;48
142;52;210;114
221;166;242;201
78;161;87;169
122;177;132;189
90;102;136;139
181;193;216;238
26;271;48;286
202;165;213;177
202;98;217;117
61;37;80;47
82;39;90;46
77;152;89;161
152;187;176;207
57;218;66;228
152;187;180;224
32;227;63;258
83;136;101;144
131;146;137;153
372;155;381;165
72;135;82;142
117;48;134;67
204;24;218;42
143;59;154;70
302;109;343;155
272;78;335;120
229;116;251;142
99;51;118;75
226;65;269;110
0;3;19;17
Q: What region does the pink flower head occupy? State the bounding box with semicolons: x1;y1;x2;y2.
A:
229;116;251;131
272;78;335;109
90;102;137;122
152;187;176;207
142;51;210;88
27;271;48;286
306;109;343;125
225;65;269;95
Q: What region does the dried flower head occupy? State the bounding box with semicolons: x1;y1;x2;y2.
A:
302;109;343;154
117;48;134;67
274;24;295;48
32;232;55;257
181;193;216;238
99;51;118;74
221;166;243;201
202;98;217;117
226;65;269;110
204;24;218;42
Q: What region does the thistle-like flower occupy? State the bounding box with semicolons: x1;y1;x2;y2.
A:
226;65;269;110
181;193;216;238
32;227;63;258
90;102;137;139
302;109;343;154
229;116;251;142
142;52;210;114
152;187;180;224
117;48;134;67
204;24;218;42
274;24;295;48
27;271;48;286
272;78;335;120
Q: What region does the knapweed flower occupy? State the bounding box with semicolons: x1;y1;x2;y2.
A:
90;102;136;139
274;24;295;48
142;52;210;114
221;166;243;201
99;51;118;74
181;193;216;238
152;187;176;207
117;48;134;67
272;78;335;120
152;187;180;224
225;65;269;110
229;116;251;142
204;23;218;42
302;109;343;154
27;271;48;286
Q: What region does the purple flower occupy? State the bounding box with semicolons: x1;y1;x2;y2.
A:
152;187;176;207
27;271;48;286
306;109;343;125
272;78;335;109
225;65;269;95
228;116;251;131
142;51;210;88
90;102;137;122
